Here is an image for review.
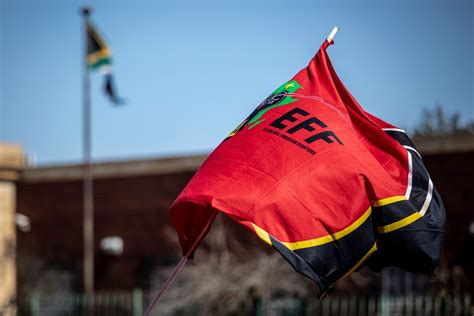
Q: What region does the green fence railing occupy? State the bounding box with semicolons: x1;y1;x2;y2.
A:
26;290;143;316
23;291;472;316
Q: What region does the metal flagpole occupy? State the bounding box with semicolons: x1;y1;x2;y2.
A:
81;6;94;295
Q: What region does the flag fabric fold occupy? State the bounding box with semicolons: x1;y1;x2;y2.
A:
169;38;445;295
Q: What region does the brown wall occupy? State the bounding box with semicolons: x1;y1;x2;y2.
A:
16;171;195;291
422;152;474;282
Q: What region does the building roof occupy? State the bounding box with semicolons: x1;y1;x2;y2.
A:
412;134;474;155
19;133;474;183
20;154;208;183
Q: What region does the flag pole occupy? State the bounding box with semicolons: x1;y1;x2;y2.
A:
327;26;339;43
143;211;218;316
81;6;95;295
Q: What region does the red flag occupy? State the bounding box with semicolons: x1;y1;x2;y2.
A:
170;38;445;295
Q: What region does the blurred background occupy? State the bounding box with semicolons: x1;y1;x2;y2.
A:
0;0;472;315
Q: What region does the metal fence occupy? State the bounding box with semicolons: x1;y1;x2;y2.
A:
263;295;473;316
24;291;143;316
17;291;472;316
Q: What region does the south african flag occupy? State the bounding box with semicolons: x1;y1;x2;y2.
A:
86;22;124;105
86;22;112;71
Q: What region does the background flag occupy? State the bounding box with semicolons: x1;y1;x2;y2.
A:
86;22;124;105
169;37;446;296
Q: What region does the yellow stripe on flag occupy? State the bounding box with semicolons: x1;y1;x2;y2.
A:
251;223;272;246
377;212;422;234
340;242;378;280
281;207;372;250
371;195;406;207
87;48;111;64
252;207;372;251
321;242;378;298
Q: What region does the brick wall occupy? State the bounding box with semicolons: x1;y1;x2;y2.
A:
16;171;195;291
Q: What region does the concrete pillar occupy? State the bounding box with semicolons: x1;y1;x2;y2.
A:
0;144;26;315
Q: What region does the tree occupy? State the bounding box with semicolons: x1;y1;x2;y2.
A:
413;105;473;137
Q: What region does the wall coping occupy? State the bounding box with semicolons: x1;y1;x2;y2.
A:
20;154;208;183
0;144;26;181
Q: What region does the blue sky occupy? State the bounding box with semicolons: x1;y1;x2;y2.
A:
0;0;472;165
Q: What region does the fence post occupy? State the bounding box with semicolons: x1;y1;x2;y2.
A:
132;289;144;316
322;297;330;315
349;296;357;316
445;295;451;316
358;296;367;316
464;294;471;316
380;293;390;316
29;293;40;316
256;298;265;316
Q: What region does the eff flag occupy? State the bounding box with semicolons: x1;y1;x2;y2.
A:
86;22;124;105
170;38;445;295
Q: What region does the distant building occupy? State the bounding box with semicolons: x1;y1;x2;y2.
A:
16;155;205;292
15;134;474;294
0;143;26;315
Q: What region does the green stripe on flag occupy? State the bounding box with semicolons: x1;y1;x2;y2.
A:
89;57;112;70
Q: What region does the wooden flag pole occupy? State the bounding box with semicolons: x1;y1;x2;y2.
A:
143;211;217;316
